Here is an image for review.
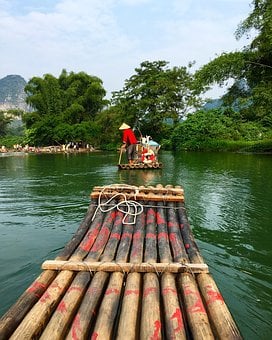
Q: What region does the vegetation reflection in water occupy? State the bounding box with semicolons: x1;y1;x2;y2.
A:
0;151;271;339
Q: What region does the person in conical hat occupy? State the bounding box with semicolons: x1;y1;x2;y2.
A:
119;123;131;130
119;123;138;165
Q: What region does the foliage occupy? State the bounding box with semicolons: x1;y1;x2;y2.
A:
23;70;108;146
171;109;270;151
0;135;24;148
0;112;12;136
111;60;205;142
195;0;272;126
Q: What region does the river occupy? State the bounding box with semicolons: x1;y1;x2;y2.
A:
0;151;271;339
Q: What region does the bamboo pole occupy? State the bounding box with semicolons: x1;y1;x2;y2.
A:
197;273;242;340
116;204;145;339
91;272;124;340
66;208;124;339
65;272;109;340
42;260;209;273
129;200;145;263
115;213;134;262
144;202;158;262
167;202;188;262
178;273;214;340
140;201;162;339
177;202;204;264
9;205;105;340
90;211;133;339
39;272;90;340
116;272;141;340
157;203;172;262
161;273;186;339
141;273;161;339
0;200;97;340
39;208;117;339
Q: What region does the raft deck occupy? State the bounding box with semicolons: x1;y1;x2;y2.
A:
118;162;162;170
0;184;241;339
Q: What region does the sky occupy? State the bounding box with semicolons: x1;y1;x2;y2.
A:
0;0;253;99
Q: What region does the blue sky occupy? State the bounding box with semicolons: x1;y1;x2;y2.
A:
0;0;253;98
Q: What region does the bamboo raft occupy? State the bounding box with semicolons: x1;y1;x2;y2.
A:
0;184;242;340
118;162;162;170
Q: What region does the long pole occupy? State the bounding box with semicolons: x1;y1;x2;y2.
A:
118;147;123;164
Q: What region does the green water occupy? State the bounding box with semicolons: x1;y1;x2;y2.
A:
0;151;271;339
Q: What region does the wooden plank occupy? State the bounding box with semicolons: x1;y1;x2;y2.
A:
91;185;184;195
91;192;184;202
42;260;209;273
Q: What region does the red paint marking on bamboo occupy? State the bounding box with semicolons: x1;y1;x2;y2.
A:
68;286;83;293
158;232;168;240
146;233;156;239
57;300;67;313
162;287;177;295
185;243;190;249
168;221;178;228
133;231;141;240
169;233;179;245
80;228;99;252
122;232;132;239
125;289;140;296
143;287;157;297
91;227;110;252
110;233;121;240
148;209;156;216
184;285;206;314
87;287;102;295
151;320;161;340
27;281;47;298
156;211;165;225
171;308;184;332
91;332;98;340
105;288;120;295
40;291;51;303
71;313;82;340
206;285;224;305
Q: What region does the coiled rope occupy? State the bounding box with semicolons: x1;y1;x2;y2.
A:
92;184;144;225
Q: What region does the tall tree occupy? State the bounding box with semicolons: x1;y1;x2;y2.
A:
111;60;204;141
23;70;108;145
0;112;12;137
195;0;272;126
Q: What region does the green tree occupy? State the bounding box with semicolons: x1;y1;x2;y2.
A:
0;112;12;137
195;0;272;126
23;70;108;145
111;60;204;141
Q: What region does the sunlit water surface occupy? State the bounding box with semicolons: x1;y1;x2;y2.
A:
0;151;271;339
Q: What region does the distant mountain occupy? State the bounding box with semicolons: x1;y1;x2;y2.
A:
0;75;29;111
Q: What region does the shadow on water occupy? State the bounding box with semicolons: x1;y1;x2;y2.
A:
0;151;271;339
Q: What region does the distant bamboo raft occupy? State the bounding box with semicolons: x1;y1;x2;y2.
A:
118;162;162;170
0;184;242;340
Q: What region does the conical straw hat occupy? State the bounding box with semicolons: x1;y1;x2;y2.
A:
119;123;131;130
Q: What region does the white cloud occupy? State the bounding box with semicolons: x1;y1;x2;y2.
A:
0;0;252;98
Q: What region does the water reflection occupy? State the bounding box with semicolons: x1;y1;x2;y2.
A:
0;151;271;339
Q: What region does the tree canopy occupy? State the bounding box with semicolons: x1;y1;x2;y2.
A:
111;60;204;141
195;0;272;126
23;70;108;146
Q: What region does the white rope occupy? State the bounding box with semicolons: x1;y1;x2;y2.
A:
92;184;144;225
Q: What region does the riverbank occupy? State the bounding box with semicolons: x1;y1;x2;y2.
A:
0;145;97;154
174;138;272;153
